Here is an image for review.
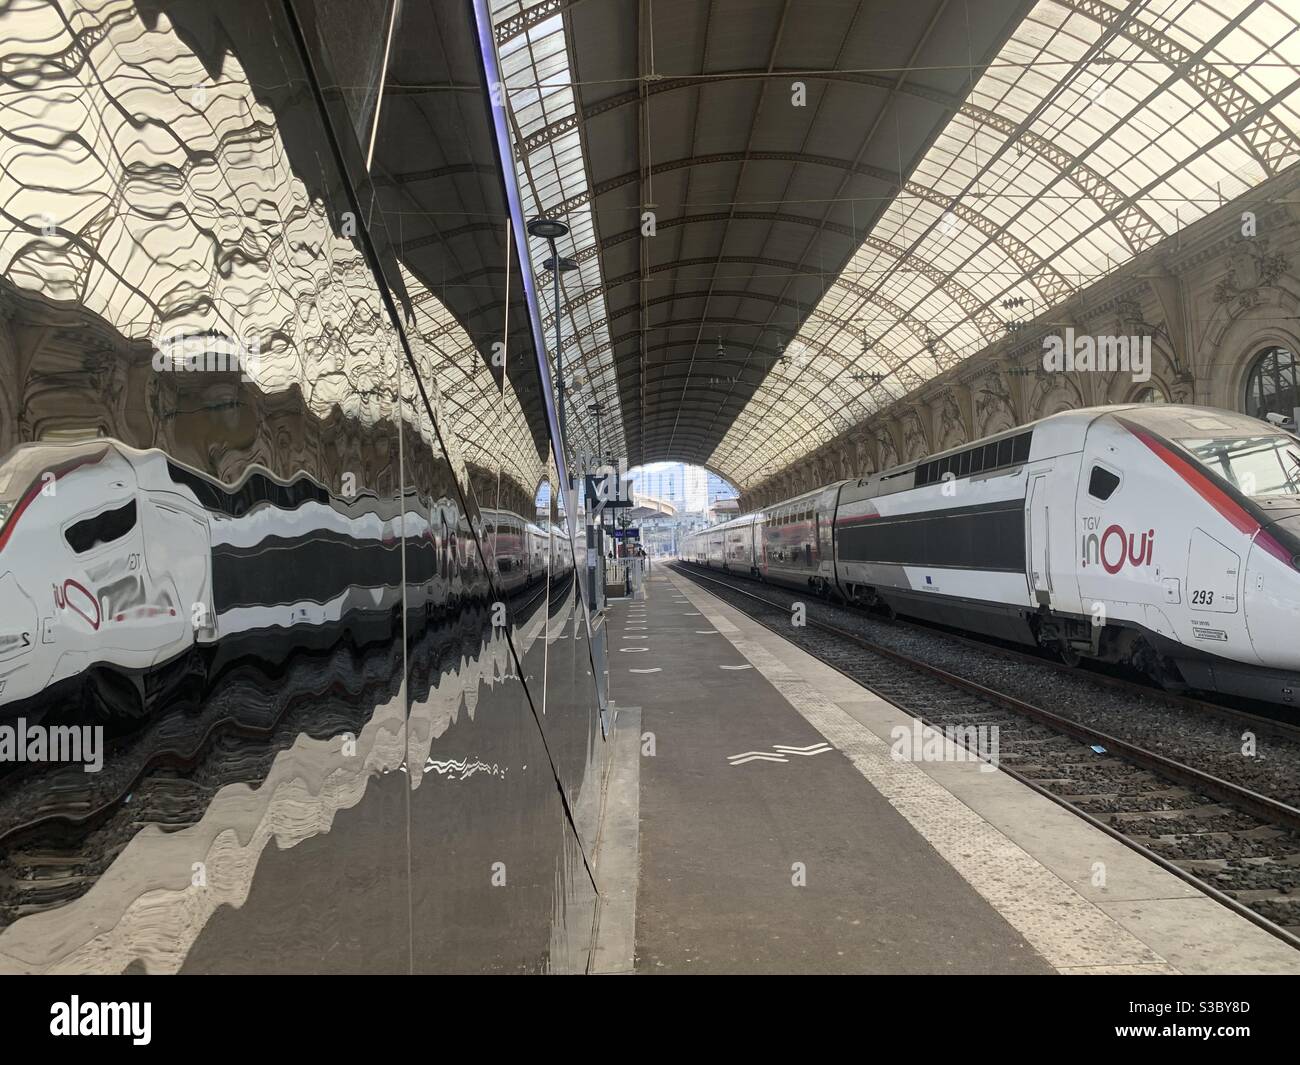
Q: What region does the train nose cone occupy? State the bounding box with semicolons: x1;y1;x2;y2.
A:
0;570;39;679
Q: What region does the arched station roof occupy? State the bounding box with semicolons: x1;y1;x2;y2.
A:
488;0;1300;489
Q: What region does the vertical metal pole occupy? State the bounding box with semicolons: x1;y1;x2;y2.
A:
552;238;567;470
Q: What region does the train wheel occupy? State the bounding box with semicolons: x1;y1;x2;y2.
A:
1058;645;1082;668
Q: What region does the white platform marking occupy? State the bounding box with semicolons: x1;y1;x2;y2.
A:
727;752;789;766
774;742;833;756
726;742;832;766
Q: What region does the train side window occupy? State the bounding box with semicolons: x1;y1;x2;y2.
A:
1088;466;1121;501
983;442;998;469
65;499;138;553
1013;433;1032;463
958;450;971;477
970;448;984;474
997;438;1013;467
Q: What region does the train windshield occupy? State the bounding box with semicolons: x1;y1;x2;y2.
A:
1178;434;1300;498
0;444;111;541
0;452;57;533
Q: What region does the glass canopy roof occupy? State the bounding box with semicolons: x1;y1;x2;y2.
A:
491;0;628;463
712;0;1300;487
0;0;544;497
494;0;1300;490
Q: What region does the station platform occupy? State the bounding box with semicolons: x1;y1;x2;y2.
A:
593;566;1300;975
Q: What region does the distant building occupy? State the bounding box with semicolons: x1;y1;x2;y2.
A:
683;465;708;514
707;471;738;504
629;461;732;517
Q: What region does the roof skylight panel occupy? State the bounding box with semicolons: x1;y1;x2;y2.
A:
722;0;1300;489
490;12;627;460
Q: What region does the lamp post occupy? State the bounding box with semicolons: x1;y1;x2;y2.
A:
587;401;603;464
526;216;578;470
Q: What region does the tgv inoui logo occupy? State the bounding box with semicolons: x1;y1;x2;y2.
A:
1081;517;1155;574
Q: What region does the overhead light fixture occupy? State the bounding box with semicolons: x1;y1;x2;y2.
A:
715;335;725;359
526;216;576;463
527;216;569;240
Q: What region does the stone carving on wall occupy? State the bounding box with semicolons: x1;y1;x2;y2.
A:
974;371;1016;436
900;409;928;461
1031;373;1085;415
936;391;966;450
877;431;900;471
1168;370;1195;404
853;432;874;477
1115;296;1147;335
1214;238;1289;314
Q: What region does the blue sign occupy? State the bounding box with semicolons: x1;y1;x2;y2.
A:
611;527;640;539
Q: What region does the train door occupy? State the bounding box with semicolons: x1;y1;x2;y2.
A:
141;494;212;647
1026;471;1052;606
61;495;170;660
816;485;840;584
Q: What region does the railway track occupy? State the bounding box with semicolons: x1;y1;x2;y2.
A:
672;562;1300;949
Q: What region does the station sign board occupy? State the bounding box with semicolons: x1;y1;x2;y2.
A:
584;471;633;509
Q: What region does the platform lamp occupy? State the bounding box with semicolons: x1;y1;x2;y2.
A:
527;216;579;469
587;401;604;465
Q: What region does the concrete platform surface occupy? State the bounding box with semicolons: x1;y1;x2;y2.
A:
601;565;1300;975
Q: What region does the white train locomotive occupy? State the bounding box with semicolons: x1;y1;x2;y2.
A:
0;440;573;714
683;405;1300;706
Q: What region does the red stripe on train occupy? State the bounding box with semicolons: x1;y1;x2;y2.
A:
1122;422;1292;565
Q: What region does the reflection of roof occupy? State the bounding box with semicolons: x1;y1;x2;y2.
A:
491;0;1300;489
403;263;544;497
0;0;544;499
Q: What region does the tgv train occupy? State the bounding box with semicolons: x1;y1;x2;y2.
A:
0;440;572;715
683;405;1300;706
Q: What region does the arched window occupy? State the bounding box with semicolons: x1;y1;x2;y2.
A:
1244;346;1300;421
1133;386;1166;404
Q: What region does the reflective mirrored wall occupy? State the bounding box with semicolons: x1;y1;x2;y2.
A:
0;0;605;974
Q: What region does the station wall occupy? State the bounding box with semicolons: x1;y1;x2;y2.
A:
0;0;607;973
